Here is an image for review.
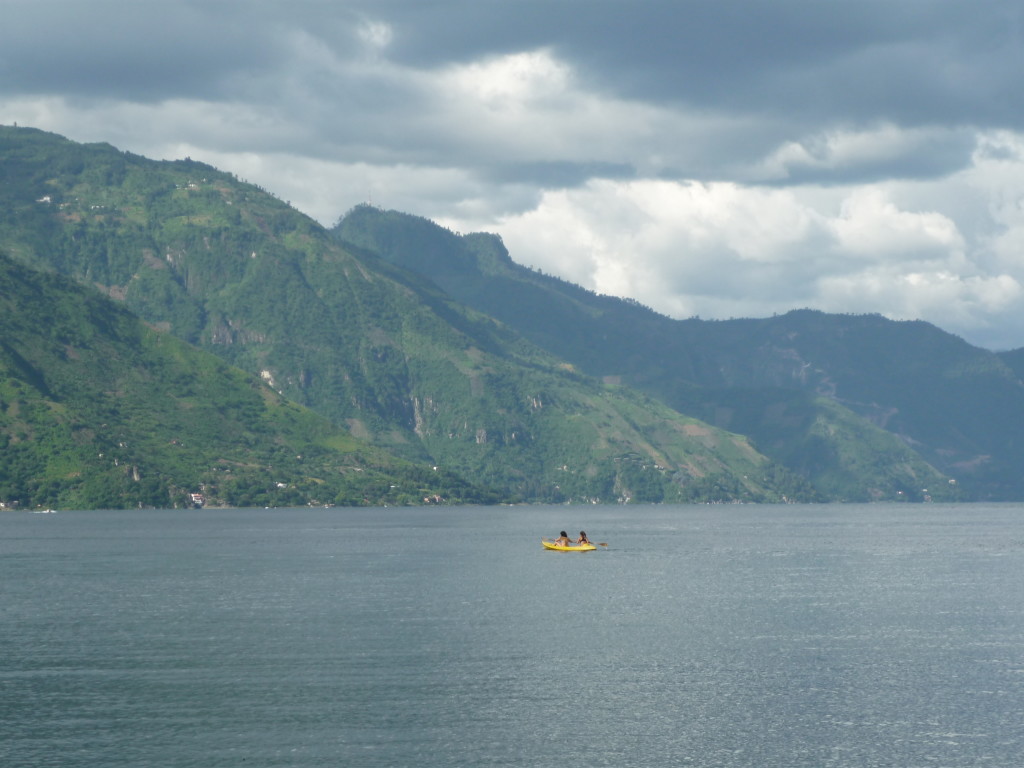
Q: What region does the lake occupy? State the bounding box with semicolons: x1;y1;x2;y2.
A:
2;504;1022;767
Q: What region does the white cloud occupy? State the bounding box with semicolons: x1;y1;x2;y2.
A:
479;179;835;315
438;144;1024;348
417;48;758;179
444;49;571;105
830;187;964;260
817;270;1023;342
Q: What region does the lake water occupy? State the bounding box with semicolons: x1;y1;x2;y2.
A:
2;504;1023;767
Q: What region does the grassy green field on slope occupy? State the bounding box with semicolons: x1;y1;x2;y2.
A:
0;253;494;509
0;126;818;503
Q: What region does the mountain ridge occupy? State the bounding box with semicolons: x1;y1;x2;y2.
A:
334;204;1024;500
0;125;817;505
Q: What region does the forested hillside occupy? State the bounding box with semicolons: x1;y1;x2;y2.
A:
334;205;1024;501
0;252;494;509
0;126;812;505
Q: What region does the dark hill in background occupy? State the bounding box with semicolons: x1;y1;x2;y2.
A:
0;126;810;505
335;205;1024;501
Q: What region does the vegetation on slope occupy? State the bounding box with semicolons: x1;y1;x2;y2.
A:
0;126;813;504
0;252;496;509
334;206;977;501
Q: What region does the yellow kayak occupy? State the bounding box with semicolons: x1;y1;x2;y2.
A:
542;539;596;552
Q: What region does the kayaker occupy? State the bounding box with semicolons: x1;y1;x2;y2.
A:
576;531;590;545
553;531;571;546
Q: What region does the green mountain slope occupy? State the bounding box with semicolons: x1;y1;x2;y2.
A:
333;206;997;501
0;252;495;509
0;126;808;503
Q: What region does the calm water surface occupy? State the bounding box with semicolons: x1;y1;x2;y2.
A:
2;504;1023;767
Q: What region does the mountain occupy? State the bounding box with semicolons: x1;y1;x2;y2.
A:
0;126;808;504
0;251;494;509
333;205;1024;501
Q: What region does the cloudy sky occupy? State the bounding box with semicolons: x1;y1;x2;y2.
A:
5;1;1024;348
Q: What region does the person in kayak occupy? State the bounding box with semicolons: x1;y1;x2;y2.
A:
576;531;590;546
553;531;571;546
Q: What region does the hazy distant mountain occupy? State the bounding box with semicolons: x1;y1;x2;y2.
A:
335;205;1024;501
0;126;809;504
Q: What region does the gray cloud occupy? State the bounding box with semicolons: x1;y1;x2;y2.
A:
7;0;1016;181
1;2;280;100
362;1;1024;127
6;0;1024;347
750;126;979;186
